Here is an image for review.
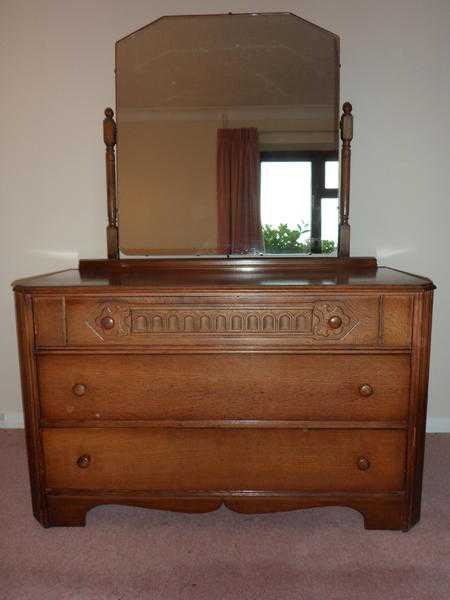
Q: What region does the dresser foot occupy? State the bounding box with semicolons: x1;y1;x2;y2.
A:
360;503;409;531
224;494;412;531
46;496;89;527
44;494;224;527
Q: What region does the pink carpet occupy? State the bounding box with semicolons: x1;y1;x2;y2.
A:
1;430;449;600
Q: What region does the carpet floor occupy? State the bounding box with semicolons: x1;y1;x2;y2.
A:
0;430;449;600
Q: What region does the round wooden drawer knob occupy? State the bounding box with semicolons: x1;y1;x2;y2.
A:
359;384;374;397
327;315;342;329
100;315;115;330
357;457;370;471
72;383;87;397
76;454;91;469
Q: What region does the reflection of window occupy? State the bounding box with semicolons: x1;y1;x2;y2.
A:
260;151;339;254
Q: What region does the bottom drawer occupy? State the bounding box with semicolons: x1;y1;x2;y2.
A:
43;428;406;493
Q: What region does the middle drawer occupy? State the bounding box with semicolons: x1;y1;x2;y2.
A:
38;354;410;422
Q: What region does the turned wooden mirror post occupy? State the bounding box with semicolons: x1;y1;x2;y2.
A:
338;102;353;258
104;107;119;260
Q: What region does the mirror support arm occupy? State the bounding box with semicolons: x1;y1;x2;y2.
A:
338;102;353;257
104;108;119;259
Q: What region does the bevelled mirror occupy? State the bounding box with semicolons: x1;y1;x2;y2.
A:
115;13;341;257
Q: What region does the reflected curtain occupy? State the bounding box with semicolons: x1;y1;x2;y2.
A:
217;128;264;254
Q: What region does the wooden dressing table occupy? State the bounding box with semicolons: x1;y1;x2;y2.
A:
13;14;434;530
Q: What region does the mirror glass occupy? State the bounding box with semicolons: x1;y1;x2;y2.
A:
116;13;339;256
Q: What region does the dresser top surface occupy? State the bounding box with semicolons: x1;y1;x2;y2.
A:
13;264;434;293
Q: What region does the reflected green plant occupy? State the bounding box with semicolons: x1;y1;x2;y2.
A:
262;223;336;255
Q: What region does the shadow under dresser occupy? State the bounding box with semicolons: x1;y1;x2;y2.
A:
13;258;434;530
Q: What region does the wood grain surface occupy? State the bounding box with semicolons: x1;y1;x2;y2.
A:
43;428;407;493
38;353;410;422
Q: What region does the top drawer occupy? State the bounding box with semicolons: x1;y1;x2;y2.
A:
32;294;413;348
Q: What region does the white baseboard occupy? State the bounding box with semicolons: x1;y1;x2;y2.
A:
0;411;24;429
1;412;450;432
426;418;450;433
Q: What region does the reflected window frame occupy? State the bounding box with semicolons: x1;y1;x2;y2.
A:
260;150;338;254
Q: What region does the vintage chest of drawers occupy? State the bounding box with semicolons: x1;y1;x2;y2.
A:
13;259;434;529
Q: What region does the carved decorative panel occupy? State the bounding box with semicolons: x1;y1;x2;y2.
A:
85;301;358;341
130;308;316;335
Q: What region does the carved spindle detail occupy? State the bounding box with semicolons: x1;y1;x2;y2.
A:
280;315;291;331
103;107;119;259
263;315;275;332
338;102;353;258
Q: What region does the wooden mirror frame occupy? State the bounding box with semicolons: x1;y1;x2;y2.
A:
102;19;353;261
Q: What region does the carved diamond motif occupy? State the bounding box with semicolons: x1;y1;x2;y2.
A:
89;303;131;338
313;302;357;339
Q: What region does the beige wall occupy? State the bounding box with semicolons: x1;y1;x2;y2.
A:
119;118;220;254
1;0;449;429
